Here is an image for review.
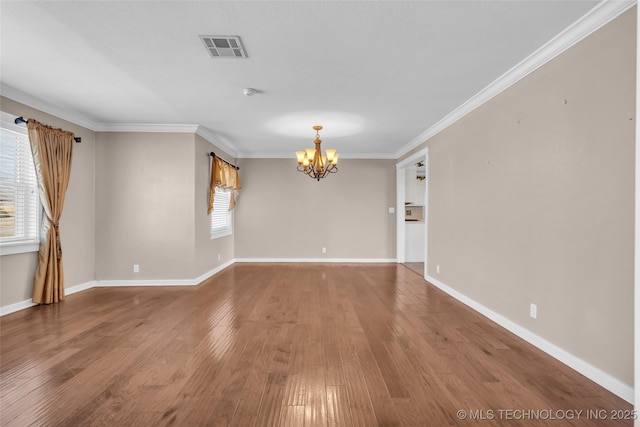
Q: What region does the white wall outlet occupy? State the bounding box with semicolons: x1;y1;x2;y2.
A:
530;303;537;319
388;207;395;213
436;265;440;274
218;253;221;261
322;247;327;254
133;264;139;273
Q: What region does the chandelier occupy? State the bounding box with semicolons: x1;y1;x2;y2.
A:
295;125;339;181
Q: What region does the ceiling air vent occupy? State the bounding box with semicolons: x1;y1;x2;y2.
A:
199;35;247;58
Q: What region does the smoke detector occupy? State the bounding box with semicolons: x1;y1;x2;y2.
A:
242;88;257;96
199;35;247;58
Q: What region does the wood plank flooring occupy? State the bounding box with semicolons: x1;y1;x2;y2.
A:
403;263;424;276
0;263;632;426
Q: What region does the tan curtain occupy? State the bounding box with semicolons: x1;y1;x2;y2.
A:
27;119;74;304
208;156;241;214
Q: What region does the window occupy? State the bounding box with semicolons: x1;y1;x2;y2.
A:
210;188;233;239
0;112;40;255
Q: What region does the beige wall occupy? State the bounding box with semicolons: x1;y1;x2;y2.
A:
401;10;635;385
0;96;96;306
94;132;235;281
234;158;396;259
194;135;234;276
95;132;195;280
0;101;236;306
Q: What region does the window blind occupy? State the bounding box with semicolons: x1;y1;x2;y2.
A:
210;188;232;238
0;113;39;247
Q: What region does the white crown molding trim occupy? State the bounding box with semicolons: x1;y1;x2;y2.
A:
196;126;239;158
396;148;428;168
1;84;101;131
394;0;637;159
425;274;634;404
235;258;397;263
236;152;396;159
94;123;200;133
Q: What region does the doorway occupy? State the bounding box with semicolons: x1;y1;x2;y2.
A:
396;148;428;278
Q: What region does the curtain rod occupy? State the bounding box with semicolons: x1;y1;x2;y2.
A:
14;117;81;143
209;151;239;170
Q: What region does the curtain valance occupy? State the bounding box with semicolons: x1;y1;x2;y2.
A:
208;156;240;214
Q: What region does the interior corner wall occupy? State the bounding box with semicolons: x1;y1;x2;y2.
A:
95;132;196;280
234;158;396;260
0;97;96;307
402;9;636;387
194;135;234;276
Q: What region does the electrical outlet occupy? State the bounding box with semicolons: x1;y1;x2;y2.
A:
388;207;395;213
322;247;327;254
436;265;440;274
133;264;139;273
530;303;537;319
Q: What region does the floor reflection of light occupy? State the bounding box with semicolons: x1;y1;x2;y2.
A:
207;327;236;360
2;353;75;425
207;299;237;360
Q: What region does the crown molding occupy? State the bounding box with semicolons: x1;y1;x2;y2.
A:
195;126;239;158
1;84;206;135
394;0;637;159
1;83;102;131
94;122;200;133
236;151;396;159
5;0;632;160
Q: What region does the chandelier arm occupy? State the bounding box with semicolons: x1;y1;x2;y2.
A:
295;125;338;181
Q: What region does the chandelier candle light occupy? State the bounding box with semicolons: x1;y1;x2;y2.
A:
295;125;339;181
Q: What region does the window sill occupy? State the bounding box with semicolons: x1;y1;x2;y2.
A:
210;228;232;240
0;242;39;256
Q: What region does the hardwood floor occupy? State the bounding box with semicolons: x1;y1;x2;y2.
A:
0;263;632;426
403;263;424;276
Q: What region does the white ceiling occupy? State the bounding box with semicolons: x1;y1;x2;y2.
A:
0;1;609;158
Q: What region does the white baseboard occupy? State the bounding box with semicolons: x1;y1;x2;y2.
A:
66;280;97;295
194;259;235;283
0;279;97;316
4;263;630;404
0;299;37;316
0;260;236;315
234;258;397;263
95;278;197;287
425;274;634;404
95;259;235;287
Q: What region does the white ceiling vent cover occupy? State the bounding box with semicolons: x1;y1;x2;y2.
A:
199;35;247;58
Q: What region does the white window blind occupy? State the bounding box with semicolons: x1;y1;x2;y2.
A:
0;112;40;254
210;188;232;239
